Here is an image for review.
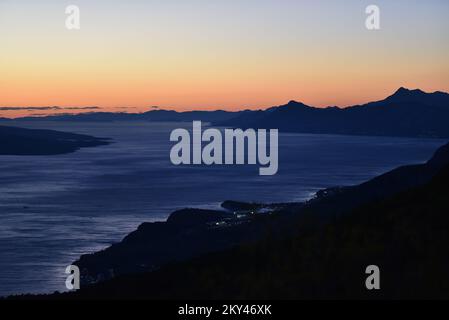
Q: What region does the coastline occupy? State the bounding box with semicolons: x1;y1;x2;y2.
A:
42;140;445;296
0;124;441;292
5;140;449;299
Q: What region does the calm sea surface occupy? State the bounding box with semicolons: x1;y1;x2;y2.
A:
0;121;445;296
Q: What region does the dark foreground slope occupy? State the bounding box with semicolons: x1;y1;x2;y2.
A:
306;141;449;218
13;141;449;300
64;163;449;299
0;125;110;155
61;141;448;286
73;209;274;283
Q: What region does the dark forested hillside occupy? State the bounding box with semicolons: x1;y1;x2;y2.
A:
10;141;449;300
30;156;449;299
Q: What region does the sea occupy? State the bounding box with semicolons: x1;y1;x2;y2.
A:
0;121;445;296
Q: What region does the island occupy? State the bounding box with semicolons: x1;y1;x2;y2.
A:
0;125;111;155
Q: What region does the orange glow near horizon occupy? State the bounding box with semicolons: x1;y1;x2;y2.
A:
1;1;448;118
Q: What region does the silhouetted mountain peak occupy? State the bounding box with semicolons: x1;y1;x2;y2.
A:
217;87;449;138
395;86;411;94
389;87;426;100
264;100;314;113
381;87;449;109
287;100;310;107
276;100;313;110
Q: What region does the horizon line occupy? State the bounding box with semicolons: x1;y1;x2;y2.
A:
1;86;447;119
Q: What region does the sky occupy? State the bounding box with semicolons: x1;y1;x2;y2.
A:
1;0;448;117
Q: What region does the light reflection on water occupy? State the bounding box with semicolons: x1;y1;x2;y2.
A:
0;121;445;296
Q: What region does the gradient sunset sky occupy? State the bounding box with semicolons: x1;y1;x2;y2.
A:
1;0;448;117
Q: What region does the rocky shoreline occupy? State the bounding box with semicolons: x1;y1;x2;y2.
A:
68;142;449;288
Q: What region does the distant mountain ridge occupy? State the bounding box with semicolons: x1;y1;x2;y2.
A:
2;87;448;138
0;109;246;123
217;87;449;138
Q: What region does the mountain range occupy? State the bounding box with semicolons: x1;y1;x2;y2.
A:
0;109;244;123
216;87;449;138
1;87;448;138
